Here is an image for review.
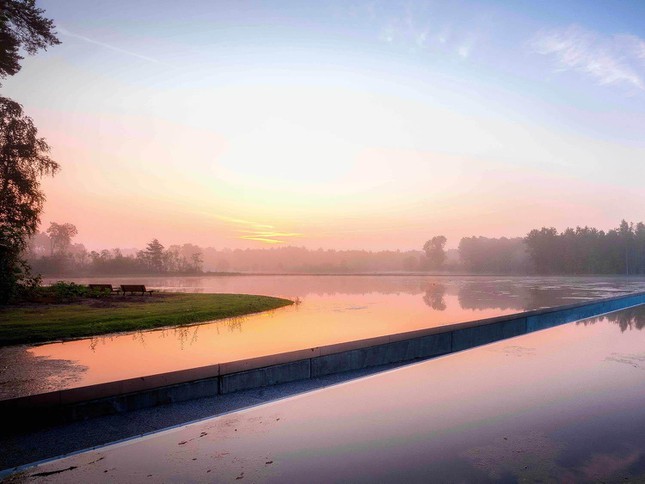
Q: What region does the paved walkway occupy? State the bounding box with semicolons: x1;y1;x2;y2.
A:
0;361;407;472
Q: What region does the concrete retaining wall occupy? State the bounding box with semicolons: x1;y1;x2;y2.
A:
2;291;644;430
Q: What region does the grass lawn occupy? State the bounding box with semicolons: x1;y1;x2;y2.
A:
0;293;293;346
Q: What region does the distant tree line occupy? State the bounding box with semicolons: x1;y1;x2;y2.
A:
198;246;443;273
25;225;442;275
458;236;530;273
427;219;644;275
524;220;645;275
27;224;203;275
25;219;645;276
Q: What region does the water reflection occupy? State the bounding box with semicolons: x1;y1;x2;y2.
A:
423;283;446;310
457;281;524;310
577;306;645;332
42;275;645;315
454;279;620;311
0;346;87;400
44;274;645;304
84;316;248;353
226;316;244;333
170;325;200;350
24;306;645;482
2;275;642;399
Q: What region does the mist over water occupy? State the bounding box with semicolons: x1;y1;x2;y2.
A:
45;274;645;308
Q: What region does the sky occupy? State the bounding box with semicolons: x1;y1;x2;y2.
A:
5;0;645;250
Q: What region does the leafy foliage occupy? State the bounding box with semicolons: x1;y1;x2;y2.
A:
47;281;89;301
46;222;77;255
140;238;165;272
28;233;205;275
459;236;530;274
0;2;59;303
0;97;59;303
0;0;60;81
524;221;645;275
0;234;40;302
423;235;447;270
0;97;59;237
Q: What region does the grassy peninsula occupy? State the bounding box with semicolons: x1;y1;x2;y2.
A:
0;293;293;346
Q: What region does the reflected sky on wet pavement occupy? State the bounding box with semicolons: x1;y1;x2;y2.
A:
15;304;645;482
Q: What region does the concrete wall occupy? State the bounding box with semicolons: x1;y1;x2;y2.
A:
2;292;643;430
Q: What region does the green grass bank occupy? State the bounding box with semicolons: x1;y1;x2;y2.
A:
0;293;293;346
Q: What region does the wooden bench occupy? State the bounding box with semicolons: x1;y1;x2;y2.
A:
120;284;155;296
88;284;120;295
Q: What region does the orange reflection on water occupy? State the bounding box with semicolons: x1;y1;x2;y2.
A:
27;292;517;390
10;274;644;397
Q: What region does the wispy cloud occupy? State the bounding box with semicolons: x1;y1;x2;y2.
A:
58;26;165;65
372;3;475;60
206;213;302;244
210;214;274;230
240;231;303;244
619;34;645;60
530;25;645;90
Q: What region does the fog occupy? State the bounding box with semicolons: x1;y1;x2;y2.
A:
26;220;645;276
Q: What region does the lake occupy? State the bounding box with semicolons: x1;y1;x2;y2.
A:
1;275;644;399
16;304;645;482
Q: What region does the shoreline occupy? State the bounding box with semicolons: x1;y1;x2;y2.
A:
0;293;293;347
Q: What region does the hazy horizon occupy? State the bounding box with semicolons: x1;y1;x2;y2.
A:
28;219;641;253
5;0;645;251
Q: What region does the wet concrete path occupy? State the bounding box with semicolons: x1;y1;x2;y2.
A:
0;360;408;472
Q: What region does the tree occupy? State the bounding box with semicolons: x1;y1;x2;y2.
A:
1;97;59;302
423;235;447;270
191;251;203;273
458;236;529;274
0;0;60;82
1;98;59;237
143;239;165;273
0;1;59;302
524;227;559;274
26;229;49;256
618;219;633;275
46;222;77;255
636;222;645;275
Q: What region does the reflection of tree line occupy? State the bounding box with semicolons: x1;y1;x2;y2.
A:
97;275;457;299
576;307;645;332
422;281;535;312
423;281;639;312
87;317;249;351
455;282;526;311
57;275;644;305
423;284;447;310
456;284;592;312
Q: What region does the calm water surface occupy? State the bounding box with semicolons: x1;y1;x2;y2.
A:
1;275;644;399
18;305;645;482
